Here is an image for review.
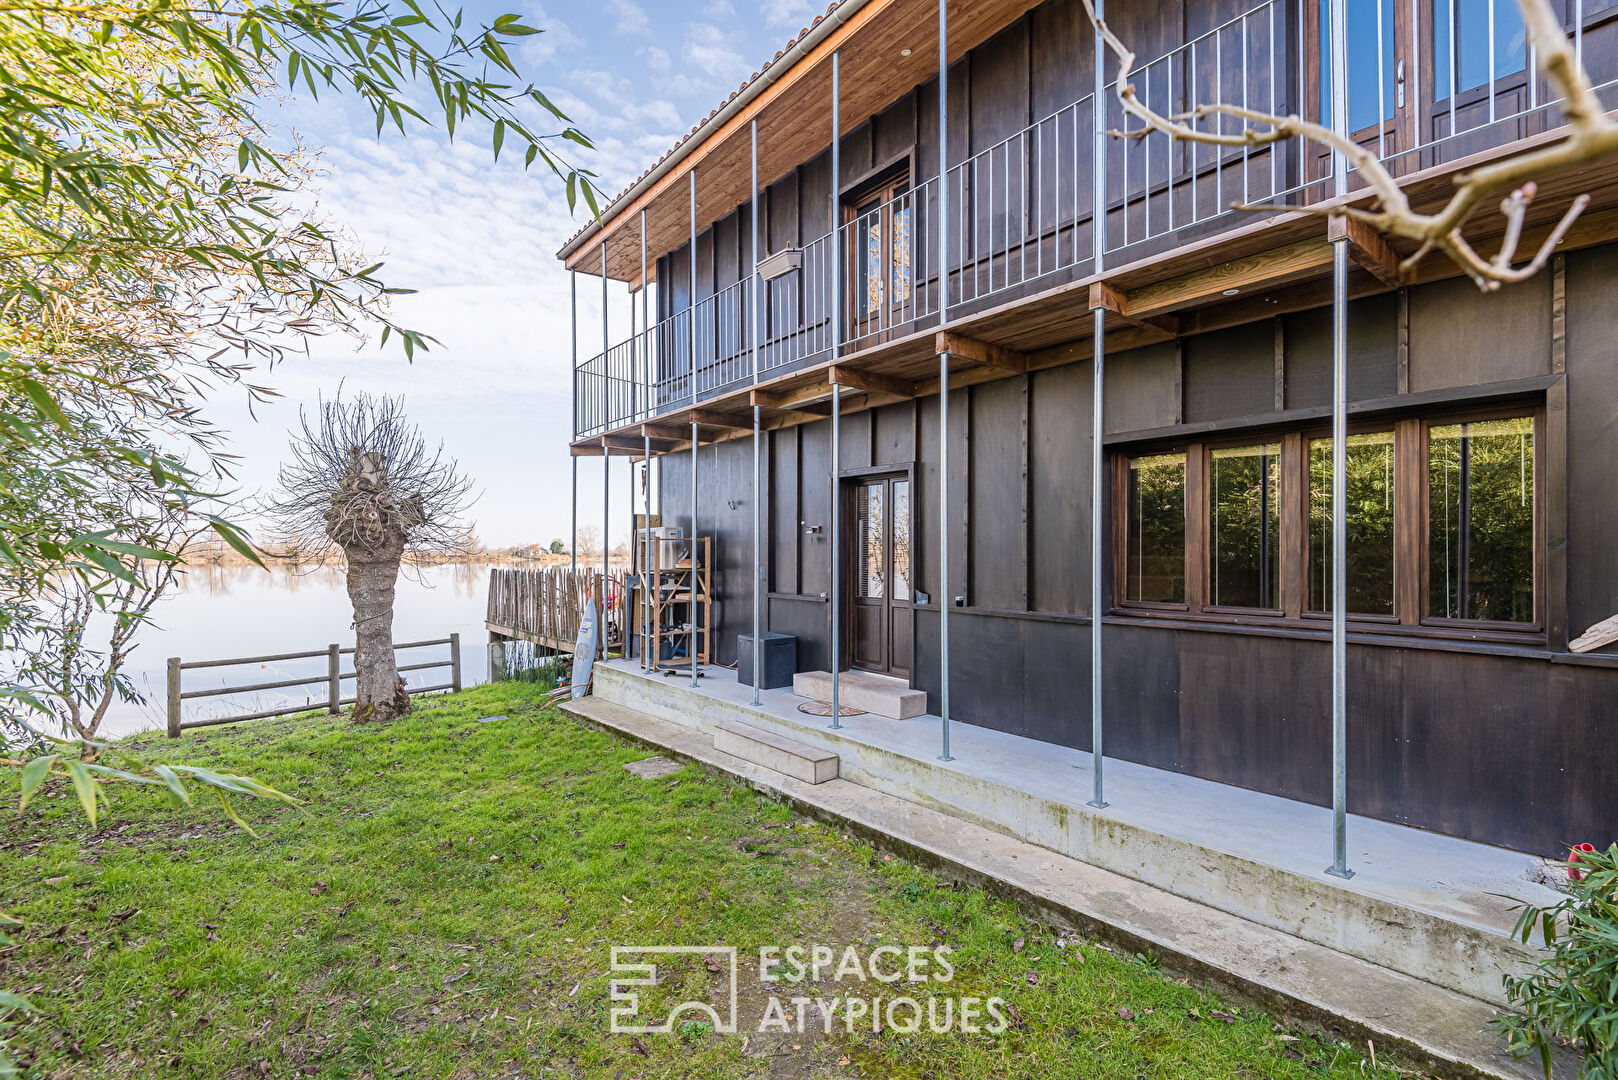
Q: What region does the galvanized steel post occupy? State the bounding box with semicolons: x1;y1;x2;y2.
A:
1326;0;1354;880
937;0;954;761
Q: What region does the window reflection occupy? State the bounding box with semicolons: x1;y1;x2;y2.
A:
1309;432;1396;615
892;479;911;601
1210;444;1281;609
1126;452;1187;604
1429;417;1534;622
1432;0;1527;97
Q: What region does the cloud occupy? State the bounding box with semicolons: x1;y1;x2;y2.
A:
683;22;748;82
607;0;650;35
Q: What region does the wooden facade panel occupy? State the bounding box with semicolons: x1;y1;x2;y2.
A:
1103;341;1180;434
770;428;800;594
1182;321;1275;422
799;420;832;599
1563;244;1618;646
1282;293;1400;408
873;401;916;467
969;377;1026;609
1409;274;1551;392
1030;363;1089;613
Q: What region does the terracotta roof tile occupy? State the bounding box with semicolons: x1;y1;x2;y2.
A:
561;2;844;253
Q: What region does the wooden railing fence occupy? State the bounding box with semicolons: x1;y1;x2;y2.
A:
165;634;461;737
486;567;626;655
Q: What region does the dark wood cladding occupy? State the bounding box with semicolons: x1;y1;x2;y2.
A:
654;245;1618;858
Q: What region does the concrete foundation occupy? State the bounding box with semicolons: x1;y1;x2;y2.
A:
591;659;1559;1008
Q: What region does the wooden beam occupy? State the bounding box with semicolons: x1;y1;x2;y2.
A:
1328;216;1402;286
603;433;679;454
640;422;688;441
935;330;1027;372
829;364;919;399
1088;281;1180;339
750;385;834;413
1127;238;1334;317
688;408;753;430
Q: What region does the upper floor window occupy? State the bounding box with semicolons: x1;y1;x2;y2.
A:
1115;412;1540;635
1431;0;1528;98
845;171;913;343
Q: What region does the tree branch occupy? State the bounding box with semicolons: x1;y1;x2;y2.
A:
1080;0;1618;289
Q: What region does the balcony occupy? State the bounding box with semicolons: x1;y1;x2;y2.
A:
573;0;1618;443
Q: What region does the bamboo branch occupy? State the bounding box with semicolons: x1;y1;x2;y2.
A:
1079;0;1618;289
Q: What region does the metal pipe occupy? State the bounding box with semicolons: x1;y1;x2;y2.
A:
829;49;845;727
934;0;955;760
1088;306;1107;808
690;169;698;408
830;383;843;729
571;269;579;575
641;209;649;421
603;247;611;658
1327;0;1354;880
751;118;763;707
1086;0;1108;802
753;404;763;705
691;419;700;687
643;444;651;670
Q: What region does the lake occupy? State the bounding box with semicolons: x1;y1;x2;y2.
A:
89;561;505;738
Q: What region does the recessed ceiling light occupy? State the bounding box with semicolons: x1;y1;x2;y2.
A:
900;48;912;56
1222;287;1240;295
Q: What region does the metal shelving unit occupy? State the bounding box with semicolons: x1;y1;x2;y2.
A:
647;535;710;675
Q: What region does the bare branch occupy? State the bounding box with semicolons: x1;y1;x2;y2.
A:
1079;0;1618;289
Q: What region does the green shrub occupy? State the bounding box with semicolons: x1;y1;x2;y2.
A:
1496;843;1618;1078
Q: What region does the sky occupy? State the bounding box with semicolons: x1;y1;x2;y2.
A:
214;1;831;550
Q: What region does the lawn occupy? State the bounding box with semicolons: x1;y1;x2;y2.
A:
1;684;1410;1079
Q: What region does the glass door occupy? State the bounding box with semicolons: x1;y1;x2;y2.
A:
845;175;913;345
849;474;912;678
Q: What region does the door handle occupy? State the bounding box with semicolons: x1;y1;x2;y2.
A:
1396;58;1406;109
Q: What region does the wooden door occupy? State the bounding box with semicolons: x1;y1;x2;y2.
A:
1305;0;1416;180
849;474;913;679
845;176;913;345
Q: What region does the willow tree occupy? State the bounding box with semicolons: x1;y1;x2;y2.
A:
271;394;474;722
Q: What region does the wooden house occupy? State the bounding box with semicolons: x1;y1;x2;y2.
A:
558;0;1618;861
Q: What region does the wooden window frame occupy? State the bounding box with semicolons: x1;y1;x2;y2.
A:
1109;404;1546;643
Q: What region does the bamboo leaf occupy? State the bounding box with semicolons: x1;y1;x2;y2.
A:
18;755;58;810
63;760;100;828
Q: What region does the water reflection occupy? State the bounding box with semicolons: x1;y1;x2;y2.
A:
88;561;502;738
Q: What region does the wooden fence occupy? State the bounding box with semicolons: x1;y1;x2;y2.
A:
165;635;461;736
485;566;626;655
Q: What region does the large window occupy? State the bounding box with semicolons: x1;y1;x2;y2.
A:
1125;452;1187;604
1115;413;1540;634
1429;417;1535;623
1309;432;1396;615
1210;443;1280;610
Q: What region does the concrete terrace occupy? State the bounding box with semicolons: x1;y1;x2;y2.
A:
563;654;1572;1075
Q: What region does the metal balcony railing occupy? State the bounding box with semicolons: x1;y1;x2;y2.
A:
573;0;1618;441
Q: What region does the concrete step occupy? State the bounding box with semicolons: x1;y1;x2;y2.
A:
793;669;927;719
560;694;1576;1080
713;720;839;784
591;661;1548;1010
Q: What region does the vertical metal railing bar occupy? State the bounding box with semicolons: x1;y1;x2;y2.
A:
1377;0;1387;161
1191;40;1200;225
1488;0;1498;124
1447;0;1457;141
1242;18;1251;206
1216;29;1224;213
1269;3;1278;198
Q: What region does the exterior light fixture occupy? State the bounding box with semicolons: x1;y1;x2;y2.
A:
1222;287;1241;295
901;48;912;56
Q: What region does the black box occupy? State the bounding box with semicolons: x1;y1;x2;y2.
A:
736;632;797;690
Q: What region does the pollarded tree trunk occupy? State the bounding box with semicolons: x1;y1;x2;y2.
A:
344;540;410;723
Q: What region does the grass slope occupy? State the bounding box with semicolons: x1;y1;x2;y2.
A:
1;685;1410;1079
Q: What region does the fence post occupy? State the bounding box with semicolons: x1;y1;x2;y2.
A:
328;643;341;713
166;657;182;738
450;632;462;692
